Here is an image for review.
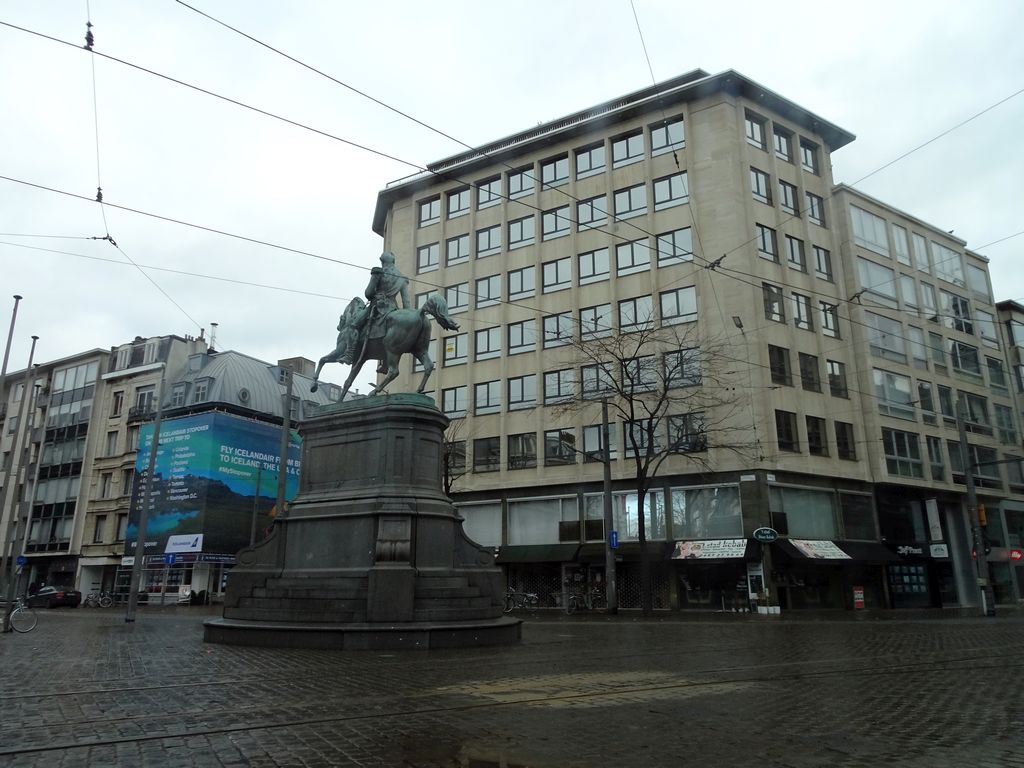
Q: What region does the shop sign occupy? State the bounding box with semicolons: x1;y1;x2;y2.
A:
853;586;865;609
929;544;949;559
672;539;747;559
1010;549;1023;562
166;534;204;553
752;527;778;543
897;545;924;556
121;556;135;567
790;539;851;559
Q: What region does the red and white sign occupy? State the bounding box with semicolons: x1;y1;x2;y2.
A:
1011;549;1023;562
853;586;865;609
791;539;851;559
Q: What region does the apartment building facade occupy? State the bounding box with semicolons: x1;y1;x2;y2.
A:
371;69;1022;611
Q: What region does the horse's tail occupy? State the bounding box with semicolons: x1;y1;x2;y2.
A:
421;292;460;331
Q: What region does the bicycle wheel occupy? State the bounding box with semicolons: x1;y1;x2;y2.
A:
98;595;114;608
591;592;607;610
525;594;540;610
10;606;38;633
565;595;577;615
503;595;515;614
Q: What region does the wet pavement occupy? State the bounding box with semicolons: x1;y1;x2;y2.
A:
1;605;1023;767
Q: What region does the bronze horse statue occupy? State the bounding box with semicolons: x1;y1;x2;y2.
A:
311;293;459;399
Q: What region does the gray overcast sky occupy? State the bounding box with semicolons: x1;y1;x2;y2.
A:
2;1;1022;390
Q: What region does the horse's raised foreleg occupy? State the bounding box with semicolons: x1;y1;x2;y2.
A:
339;357;365;400
310;355;331;393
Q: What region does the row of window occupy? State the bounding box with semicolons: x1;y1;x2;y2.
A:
880;428;1024;488
418;117;686;227
417;185;691;274
452;412;707;474
750;167;826;225
767;346;849;398
744;110;820;174
96;468;136;501
441;349;702;416
441;293;697;364
762;283;840;337
774;410;857;460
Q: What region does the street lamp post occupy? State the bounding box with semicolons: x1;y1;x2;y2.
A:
956;395;996;616
602;398;618;613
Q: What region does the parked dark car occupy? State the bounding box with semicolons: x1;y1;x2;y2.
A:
26;586;82;608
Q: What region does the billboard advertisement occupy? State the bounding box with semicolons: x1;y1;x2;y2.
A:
125;412;301;558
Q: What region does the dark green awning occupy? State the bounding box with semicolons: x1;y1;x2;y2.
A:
496;544;580;563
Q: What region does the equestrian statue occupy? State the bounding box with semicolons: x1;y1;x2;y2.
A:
311;251;460;399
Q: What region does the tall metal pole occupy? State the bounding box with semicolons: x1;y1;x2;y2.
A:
602;398;618;613
275;370;293;519
125;364;167;623
0;296;24;590
2;337;38;632
0;295;23;400
956;395;996;617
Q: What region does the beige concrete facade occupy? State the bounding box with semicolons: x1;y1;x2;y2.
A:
372;69;1023;610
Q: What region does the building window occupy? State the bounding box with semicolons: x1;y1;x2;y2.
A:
763;282;785;323
576;142;606;179
874;369;915;420
541;155;569;187
949;340;981;377
773;128;792;161
544;429;577;466
988;356;1008;393
768;345;792;386
475;274;501;308
475;327;501;361
508;215;536;248
820;302;839;338
416;242;440;273
111;390;124;417
447;187;470;218
508;375;537;411
543;313;573;348
92;514;106;544
542;257;572;293
656;228;693;266
544;369;575;404
908;326;928;369
785;236;806;272
476;225;501;257
508;320;537;355
612;131;644;166
653;172;688;209
799;353;821;392
473;437;500;472
625;419;659;458
508;166;535;198
100;472;113;499
622;356;657;393
614;183;647;219
995;404;1018;445
917;381;937;425
806;416;828;456
865;312;906;363
441;386;467;418
851;206;889;256
616;239;651;276
476;176;501;209
443;334;468;366
475;381;501;415
121;468;134;496
660;286;697;325
577;195;608;230
105;430;118;456
756;224;778;261
665;347;702;388
857;258;898;307
931;241;965;287
668;412;707;452
976;310;998;348
813;246;832;281
892;224;911;266
650;115;684;153
618;296;653;332
779;180;798;215
135;385;156;413
775;410;799;452
446;234;470;265
542;206;571;240
750;167;771;204
939;290;972;334
418;197;440;227
508;266;535;301
926;436;945;481
961;392;991;435
583;423;618;462
805;193;825;226
439;284;467;315
745;111;766;149
116;513;128;542
581;363;615;398
579;247;610;284
128;425;140;451
581;304;612;338
799;140;819;174
882;428;924;478
507;433;537;469
835;421;856;460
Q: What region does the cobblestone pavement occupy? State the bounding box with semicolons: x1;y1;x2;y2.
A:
1;607;1023;767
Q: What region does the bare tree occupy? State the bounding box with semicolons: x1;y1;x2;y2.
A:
555;316;753;615
442;418;469;496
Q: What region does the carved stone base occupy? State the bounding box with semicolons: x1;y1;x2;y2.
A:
203;394;519;649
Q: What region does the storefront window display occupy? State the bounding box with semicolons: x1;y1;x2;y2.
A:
769;486;838;538
670;485;742;538
508;497;577;545
584;491;666;540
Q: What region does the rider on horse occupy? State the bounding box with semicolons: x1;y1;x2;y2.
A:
349;251;412;372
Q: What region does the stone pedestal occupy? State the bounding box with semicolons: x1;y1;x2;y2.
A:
203;394;519;649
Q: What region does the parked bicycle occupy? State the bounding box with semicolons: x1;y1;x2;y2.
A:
83;591;114;609
565;587;606;615
503;587;540;613
5;596;38;633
